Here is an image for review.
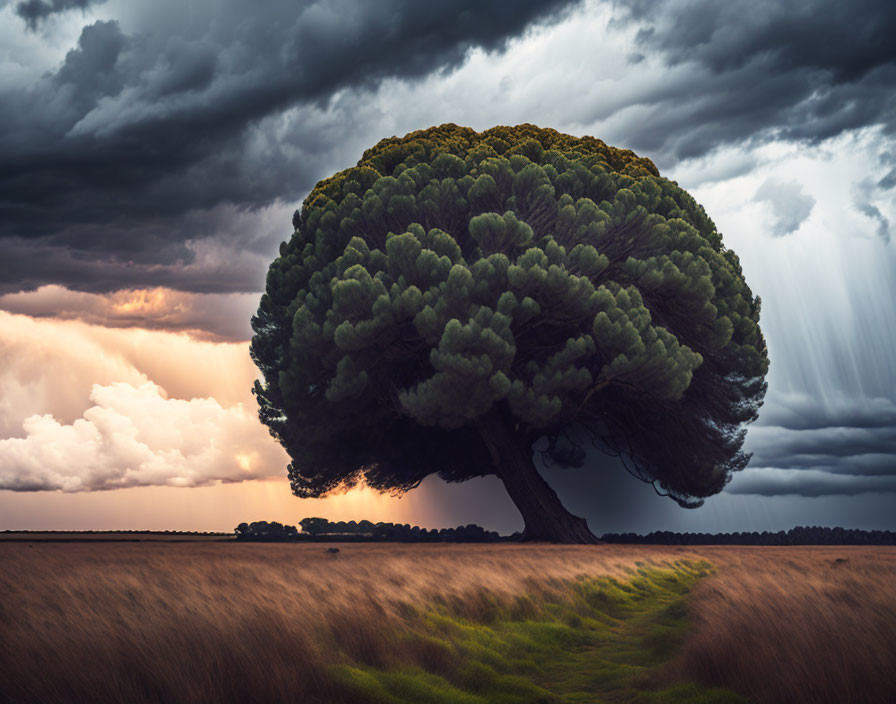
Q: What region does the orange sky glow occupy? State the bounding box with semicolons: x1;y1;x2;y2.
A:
0;301;518;532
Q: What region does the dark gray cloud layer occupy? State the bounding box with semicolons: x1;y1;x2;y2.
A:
0;0;574;293
612;0;896;162
14;0;103;30
727;471;896;498
731;392;896;497
3;0;895;294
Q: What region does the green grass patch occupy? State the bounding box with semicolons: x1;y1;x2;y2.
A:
330;559;746;703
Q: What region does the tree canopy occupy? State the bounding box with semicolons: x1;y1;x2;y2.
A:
251;124;768;540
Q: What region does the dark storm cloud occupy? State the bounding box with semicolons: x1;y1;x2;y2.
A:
749;427;896;473
734;395;896;496
879;169;896;190
0;199;296;293
756;392;896;432
1;236;270;294
14;0;103;30
727;471;896;498
754;178;815;237
2;0;893;292
0;0;575;293
609;0;896;163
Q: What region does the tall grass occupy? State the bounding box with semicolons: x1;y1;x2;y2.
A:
1;543;893;703
0;543;677;703
672;546;896;704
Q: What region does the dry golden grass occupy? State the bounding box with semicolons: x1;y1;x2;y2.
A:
671;546;896;704
1;542;893;703
0;542;683;704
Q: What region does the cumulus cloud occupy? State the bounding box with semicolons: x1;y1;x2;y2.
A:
0;285;257;341
754;178;816;236
0;310;290;492
0;310;260;436
0;381;286;491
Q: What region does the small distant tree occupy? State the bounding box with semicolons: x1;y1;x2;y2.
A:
299;517;330;535
252;124;768;543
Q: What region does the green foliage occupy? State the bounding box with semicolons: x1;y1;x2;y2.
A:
251;124;768;504
330;560;747;703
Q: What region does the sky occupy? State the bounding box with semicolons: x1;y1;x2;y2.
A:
1;0;894;534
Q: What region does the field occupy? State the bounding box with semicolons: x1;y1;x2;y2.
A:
1;542;894;704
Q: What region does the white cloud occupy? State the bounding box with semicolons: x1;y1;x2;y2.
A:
0;381;286;491
0;310;288;492
754;177;816;237
0;310;260;435
0;310;147;436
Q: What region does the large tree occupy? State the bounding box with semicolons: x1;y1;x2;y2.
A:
251;124;768;543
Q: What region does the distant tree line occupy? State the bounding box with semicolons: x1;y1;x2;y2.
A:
235;521;896;545
600;526;896;546
235;518;507;542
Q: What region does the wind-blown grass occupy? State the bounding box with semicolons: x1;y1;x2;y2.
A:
332;559;744;703
1;542;893;703
673;547;896;704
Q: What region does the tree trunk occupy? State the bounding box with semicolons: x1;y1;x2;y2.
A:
476;410;601;544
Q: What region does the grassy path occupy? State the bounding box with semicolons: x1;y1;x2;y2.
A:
332;559;745;703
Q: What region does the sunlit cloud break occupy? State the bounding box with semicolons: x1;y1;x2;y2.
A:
0;285;258;342
0;381;286;492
